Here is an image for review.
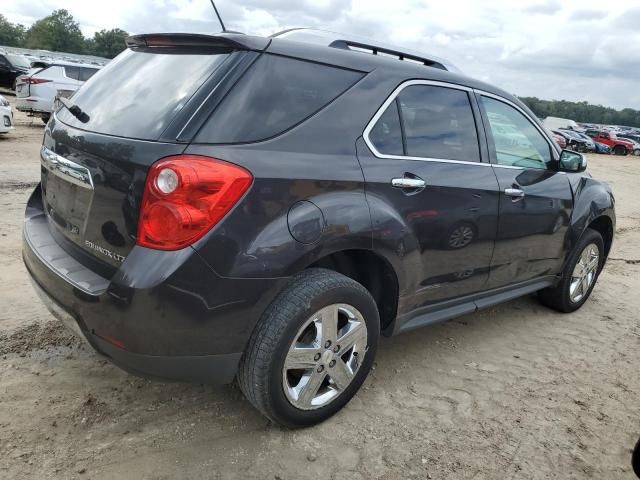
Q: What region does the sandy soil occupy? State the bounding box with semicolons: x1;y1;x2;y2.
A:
0;94;639;479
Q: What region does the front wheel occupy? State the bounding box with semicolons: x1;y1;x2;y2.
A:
538;228;604;312
238;268;379;427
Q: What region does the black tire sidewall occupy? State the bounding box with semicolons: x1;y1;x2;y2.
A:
559;229;604;311
267;283;379;427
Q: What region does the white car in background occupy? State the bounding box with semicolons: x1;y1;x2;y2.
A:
0;94;14;134
15;61;101;123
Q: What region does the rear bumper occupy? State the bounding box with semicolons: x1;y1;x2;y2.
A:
28;277;241;383
16;97;51;114
23;185;288;384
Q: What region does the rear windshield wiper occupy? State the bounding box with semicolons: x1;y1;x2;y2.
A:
58;97;90;123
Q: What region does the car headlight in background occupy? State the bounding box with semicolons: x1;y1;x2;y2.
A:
0;97;9;107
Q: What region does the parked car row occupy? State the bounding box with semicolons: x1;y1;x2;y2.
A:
1;48;104;124
0;94;14;134
15;62;102;123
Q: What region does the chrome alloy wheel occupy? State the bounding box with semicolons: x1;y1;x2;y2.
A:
569;243;599;303
282;304;368;410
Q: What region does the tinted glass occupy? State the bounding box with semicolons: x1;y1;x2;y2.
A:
481;96;551;169
369;99;403;155
78;67;99;82
64;66;81;80
6;54;31;68
56;49;230;140
196;54;363;143
0;56;9;67
397;85;480;161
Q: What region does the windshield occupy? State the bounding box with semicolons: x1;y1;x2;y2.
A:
7;54;32;69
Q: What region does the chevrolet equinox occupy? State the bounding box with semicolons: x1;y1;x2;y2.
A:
23;29;615;427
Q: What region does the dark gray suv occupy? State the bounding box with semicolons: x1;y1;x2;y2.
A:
22;29;615;427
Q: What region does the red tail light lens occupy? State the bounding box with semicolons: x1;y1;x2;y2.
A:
28;78;52;84
137;155;252;250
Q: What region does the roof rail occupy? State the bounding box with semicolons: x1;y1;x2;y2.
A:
271;28;460;73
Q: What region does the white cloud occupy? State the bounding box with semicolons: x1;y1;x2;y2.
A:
3;0;639;109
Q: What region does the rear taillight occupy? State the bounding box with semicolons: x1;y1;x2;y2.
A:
28;78;52;84
137;155;252;250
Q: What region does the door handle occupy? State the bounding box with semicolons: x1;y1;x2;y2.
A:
391;177;426;189
504;188;525;201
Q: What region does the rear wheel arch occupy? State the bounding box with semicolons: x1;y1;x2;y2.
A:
307;249;399;332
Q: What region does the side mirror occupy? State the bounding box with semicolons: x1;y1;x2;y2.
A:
559;149;587;173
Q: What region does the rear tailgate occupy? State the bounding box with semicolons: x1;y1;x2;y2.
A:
42;34;268;268
41;118;186;268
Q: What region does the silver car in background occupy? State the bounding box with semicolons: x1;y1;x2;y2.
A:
15;62;101;123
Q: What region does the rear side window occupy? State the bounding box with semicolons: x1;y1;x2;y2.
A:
64;66;99;82
195;54;363;144
369;100;404;155
367;84;480;162
398;85;480;161
56;49;230;140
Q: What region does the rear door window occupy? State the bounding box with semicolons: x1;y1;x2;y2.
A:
56;49;231;140
195;54;363;143
397;85;480;161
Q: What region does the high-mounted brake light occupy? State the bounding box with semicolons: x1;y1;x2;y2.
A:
137;155;252;250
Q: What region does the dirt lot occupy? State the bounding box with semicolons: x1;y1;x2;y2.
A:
1;94;639;480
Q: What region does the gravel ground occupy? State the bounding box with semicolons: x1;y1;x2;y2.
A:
0;95;639;479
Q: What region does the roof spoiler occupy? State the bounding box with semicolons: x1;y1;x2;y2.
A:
126;33;270;52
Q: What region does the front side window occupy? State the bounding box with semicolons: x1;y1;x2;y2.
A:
481;96;552;169
367;84;481;162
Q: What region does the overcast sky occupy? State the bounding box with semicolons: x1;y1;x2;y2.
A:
4;0;640;109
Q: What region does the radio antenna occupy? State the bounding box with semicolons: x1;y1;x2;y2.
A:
210;0;226;32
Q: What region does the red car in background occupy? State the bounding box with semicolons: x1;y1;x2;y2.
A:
586;130;634;155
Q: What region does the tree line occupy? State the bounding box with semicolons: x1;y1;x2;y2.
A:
0;10;127;59
519;97;640;128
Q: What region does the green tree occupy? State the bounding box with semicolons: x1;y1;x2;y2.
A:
24;9;85;54
519;96;640;128
0;14;26;47
89;28;128;58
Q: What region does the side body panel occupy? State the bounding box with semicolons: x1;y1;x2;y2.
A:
565;173;615;260
488;167;573;287
356;137;500;314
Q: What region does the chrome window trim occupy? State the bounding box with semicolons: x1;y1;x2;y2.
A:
363;79;560;169
362;80;488;167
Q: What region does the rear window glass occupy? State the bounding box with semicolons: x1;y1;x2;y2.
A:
195;54;363;143
56;49;229;140
64;66;99;82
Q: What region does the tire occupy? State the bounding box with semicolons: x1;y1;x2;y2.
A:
238;268;379;427
613;145;627;156
632;436;640;477
538;228;604;313
41;114;51;124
